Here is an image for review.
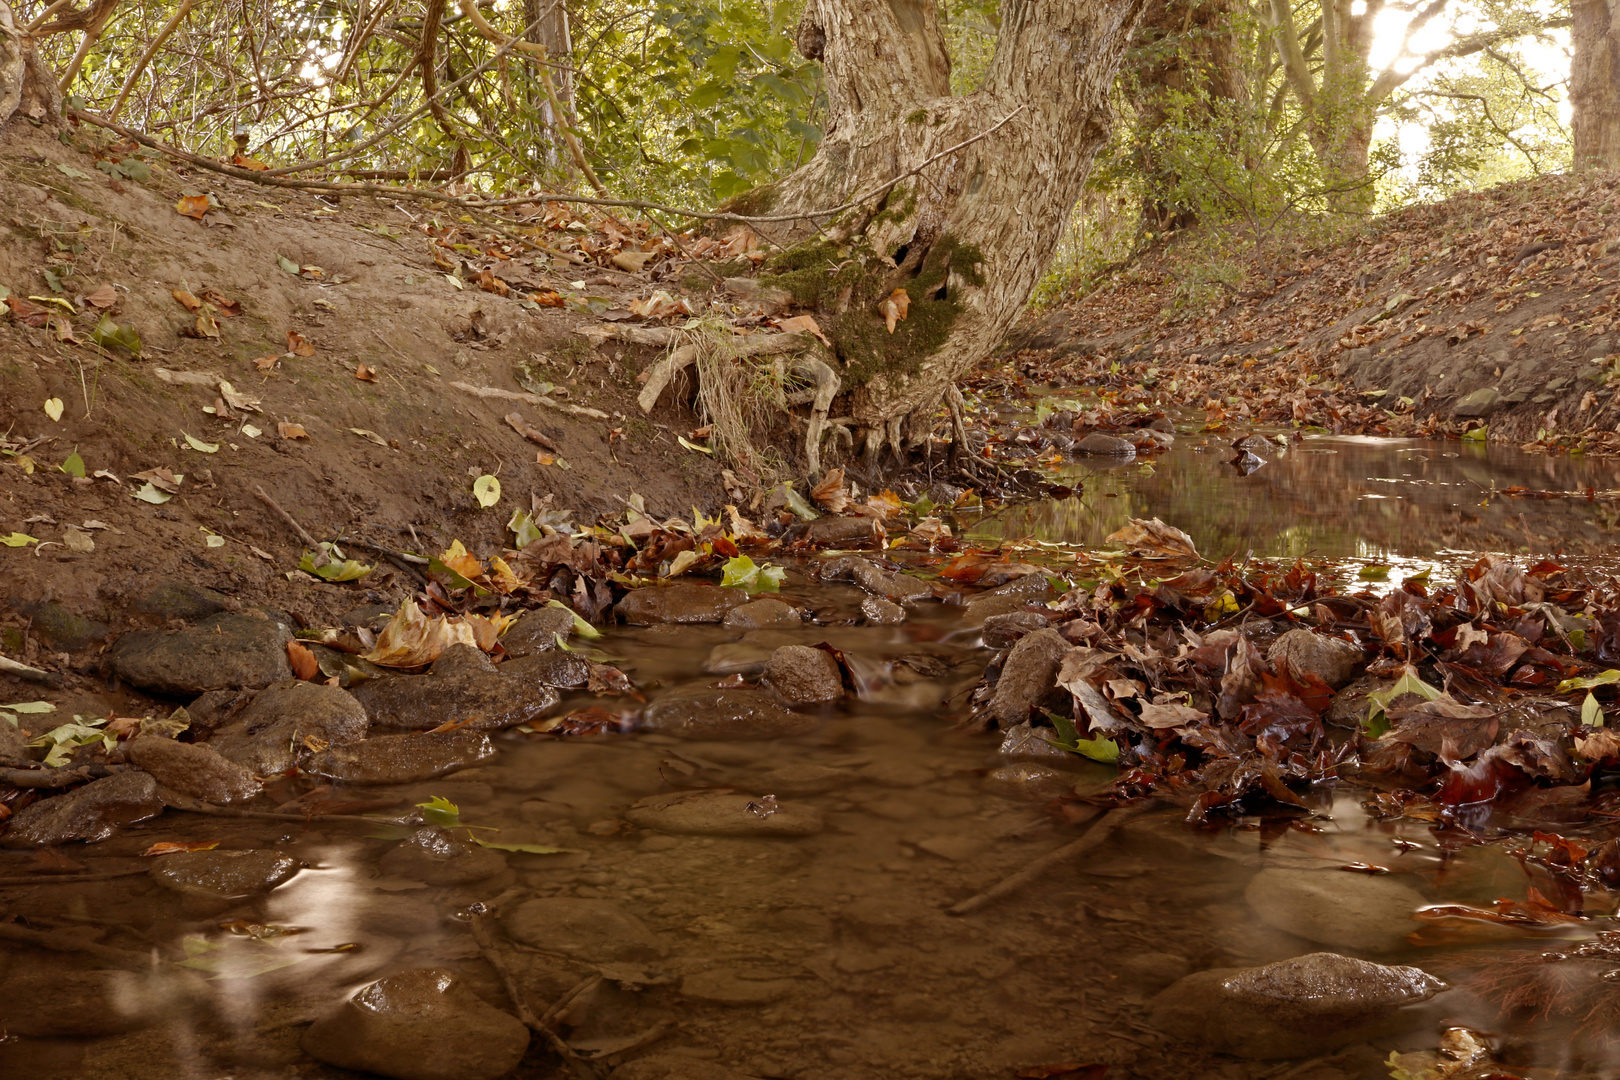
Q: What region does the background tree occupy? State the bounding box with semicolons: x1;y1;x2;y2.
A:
1572;0;1620;167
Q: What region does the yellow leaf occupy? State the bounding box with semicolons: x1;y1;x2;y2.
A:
43;397;64;422
879;287;911;334
473;474;501;508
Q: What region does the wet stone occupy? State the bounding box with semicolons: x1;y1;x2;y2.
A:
641;685;821;739
763;645;844;705
1268;629;1363;689
209;679;369;774
303;729;495;784
19;600;112;651
126;736;263;804
991;628;1069;725
131;579;231;620
1075;433;1137;455
301;968;530;1080
723;598;801;630
378;826;507;885
504;649;592;689
624;790;823;837
680;968;797;1005
109;613;293;697
149;848;300;899
998;722;1071;761
983;761;1076;800
0;770;163;847
500;606;577;656
183;689;251;733
789;515;883;548
820;555;930;602
0;719;29;765
1245;867;1428;954
503;896;663;961
751;762;854;795
352;660;561;732
982;611;1050;649
1150;952;1446;1059
430;641;496;675
616;582;750;625
1325;674;1396;729
860;596;906;625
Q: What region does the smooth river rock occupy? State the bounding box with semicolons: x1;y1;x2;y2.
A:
209;679;370;774
723;598;802;630
624;790;823;837
990;628;1069;726
1150;952;1447;1059
0;771;163;847
641;685;820;739
503;897;663;961
377;826;507;885
1267;629;1363;689
763;645;844;705
351;660;561;732
860;597;906;625
109;613;292;697
820;555;930;602
303;729;495;784
301;968;530;1080
126;736;262;803
615;583;750;625
499;605;576;657
149;848;300;899
1245;867;1428;954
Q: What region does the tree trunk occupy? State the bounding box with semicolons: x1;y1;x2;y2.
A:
522;0;573;166
0;0;61;129
1128;0;1247;231
753;0;1148;456
1573;0;1620;170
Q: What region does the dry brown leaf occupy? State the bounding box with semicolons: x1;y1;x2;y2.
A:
253;355;279;371
199;289;241;316
83;283;119;309
287;640;319;680
277;421;308;439
231;154;269;171
879;287;911;334
286;330;315;357
173;289;203;312
355;363;378;382
1106;517;1200;560
175;195;211;220
193;310;220;339
811;467;850;513
775;313;832;346
362;600;478;668
4;294;51;327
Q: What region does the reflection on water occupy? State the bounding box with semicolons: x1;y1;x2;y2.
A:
968;434;1620;562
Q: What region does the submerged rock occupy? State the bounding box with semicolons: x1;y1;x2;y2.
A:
724;598;802;630
504;649;592;689
1246;867;1428;954
997;722;1072;761
616;582;750;625
149;849;300;899
1268;629;1363;689
624;789;823;837
303;729;495;784
503;896;662;961
990;628;1069;725
301;968;530;1080
499;605;577;656
377;826;507;885
1;770;163;847
641;685;820;739
210;679;369;774
963;573;1055;624
352;660;561;732
763;645;844;705
611;1058;761;1080
0;968;184;1035
982;762;1076;800
1075;433;1137;455
1150;952;1446;1059
860;597;906;625
680;967;797;1005
126;736;263;804
820;555;930;602
109;613;292;697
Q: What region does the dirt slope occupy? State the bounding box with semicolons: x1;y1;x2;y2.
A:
1005;170;1620;449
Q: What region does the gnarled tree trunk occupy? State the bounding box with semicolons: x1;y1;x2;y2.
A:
1573;0;1620;170
750;0;1147;460
0;0;61;130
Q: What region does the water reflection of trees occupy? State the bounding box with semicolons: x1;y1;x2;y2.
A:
968;438;1620;560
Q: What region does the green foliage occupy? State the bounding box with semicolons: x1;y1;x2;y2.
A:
720;554;785;593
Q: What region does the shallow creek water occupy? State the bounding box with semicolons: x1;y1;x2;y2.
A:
3;439;1620;1080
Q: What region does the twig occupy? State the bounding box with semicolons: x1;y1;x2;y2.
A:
947;805;1150;916
0;868;151;886
467;910;602;1080
539;972;603;1028
0;762;127;789
339;537;430;565
0;654;64;687
253;484;320;548
450;381;609;420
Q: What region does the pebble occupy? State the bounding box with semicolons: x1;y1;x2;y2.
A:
303;729;495;784
990;628;1069;725
149;848;300;899
126;736;262;804
0;770;164;847
499;606;576;656
301;968;530;1080
616;582;751;625
860;597;906;624
723;598;802;630
503;896;663;961
377;826;508;885
1268;629;1363;689
108;613;293;696
641;685;821;738
624;790;823;837
763;645;844;705
1246;867;1428;953
1150;951;1447;1058
982;761;1076;799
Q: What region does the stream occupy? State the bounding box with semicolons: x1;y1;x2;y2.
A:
3;435;1620;1080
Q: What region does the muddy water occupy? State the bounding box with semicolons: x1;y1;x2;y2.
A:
970;433;1620;562
2;518;1618;1077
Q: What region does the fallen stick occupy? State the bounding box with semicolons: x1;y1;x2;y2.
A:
947;805;1149;916
0;762;127;789
451;381;609;420
0;654;64;687
468;910;601;1080
0;869;152;886
505;412;559;452
253;485;321;549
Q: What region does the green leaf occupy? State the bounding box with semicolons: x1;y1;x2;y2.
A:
132;482;172;504
720;554;785;593
1462;426;1487;442
55;163;92;180
473;474;501;508
176;935;311;979
1364;668;1442;732
1;532;40;546
507;509;542;549
276;254;300;275
1557;669;1620;693
416;795;462;828
1358;564;1390;581
91;315;141;355
299;543;373;582
1583;692;1605;728
544;599;602;639
183;432;219;454
1044;711;1122;763
474;837;572;855
2;701;57;714
59;450;85;477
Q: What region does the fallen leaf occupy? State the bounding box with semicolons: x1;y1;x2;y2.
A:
473;474;501;508
286;331;314;357
4;294;52;326
811;467;850;512
142;840;221;856
1105;517;1199;560
131;483;173;504
183;432;219;454
231;154;269;171
775;313;831;346
43;397;63;422
350;428;388;447
362;600;478;667
277;422;308;440
176;195;211;220
58;451;85;478
131;467;183;493
253;355;279;371
62;527;94;553
0;532;40;547
219;381;260;412
677;435;713;455
83;283;118;309
879;287;911;333
287;641;319;680
173;289;203;312
354;363;378;382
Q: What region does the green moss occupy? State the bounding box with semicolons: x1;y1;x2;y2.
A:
718;180;781;219
906;109;929;125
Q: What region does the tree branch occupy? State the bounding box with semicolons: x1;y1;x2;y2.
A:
1368;15;1571;102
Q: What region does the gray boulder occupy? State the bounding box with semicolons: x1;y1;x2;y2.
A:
990;628;1069;725
109;613;292;696
303;729;495;784
1150;952;1446;1059
763;645;843;705
982;611;1050;649
1245;867;1428;953
126;736;262;803
0;771;163;847
301;968;530;1080
615;583;750;625
1268;629;1362;689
